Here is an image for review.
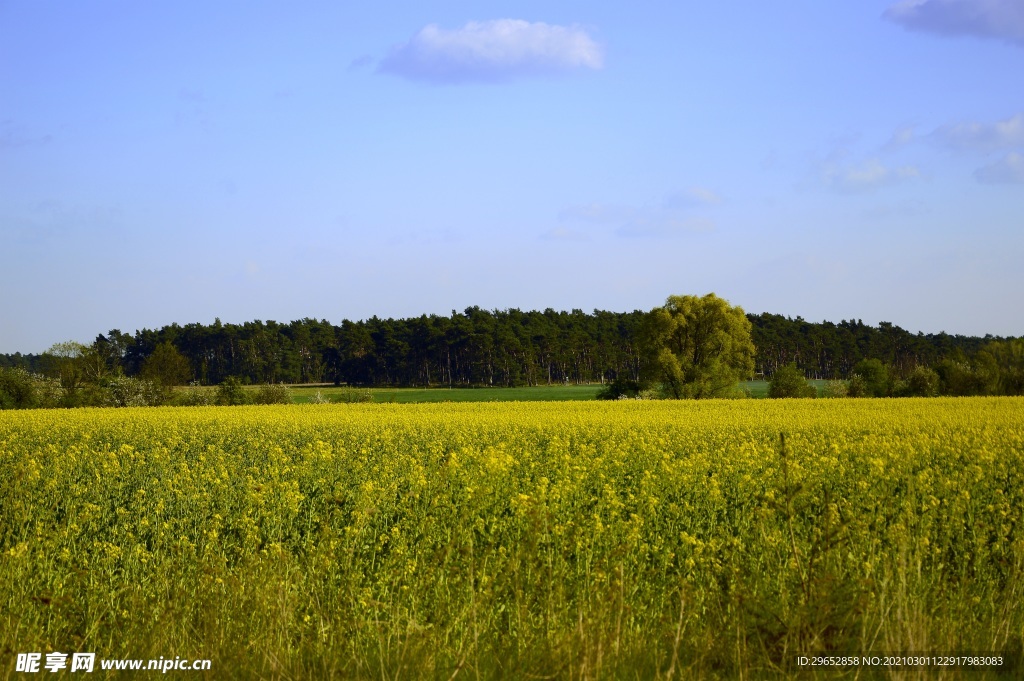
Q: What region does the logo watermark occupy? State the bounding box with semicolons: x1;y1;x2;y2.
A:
15;653;211;673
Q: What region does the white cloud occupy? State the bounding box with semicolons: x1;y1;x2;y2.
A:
379;19;603;83
884;0;1024;45
931;112;1024;153
821;158;920;193
974;152;1024;183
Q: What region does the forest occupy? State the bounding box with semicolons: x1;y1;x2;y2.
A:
0;307;1011;389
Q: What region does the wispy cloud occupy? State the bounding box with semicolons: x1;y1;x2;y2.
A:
349;55;373;70
860;200;927;220
821;158;920;193
883;125;917;151
0;120;52;150
1;200;124;245
557;202;633;224
884;0;1024;46
379;19;603;84
616;217;715;238
974;152;1024;184
557;188;721;239
177;87;206;103
931;112;1024;153
540;226;589;241
664;187;723;208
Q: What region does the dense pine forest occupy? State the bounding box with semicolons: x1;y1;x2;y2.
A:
0;308;1010;388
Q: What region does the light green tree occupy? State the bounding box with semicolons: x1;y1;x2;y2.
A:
41;341;91;405
852;358;890;397
641;293;755;399
141;342;193;388
905;366;940;397
768;364;817;398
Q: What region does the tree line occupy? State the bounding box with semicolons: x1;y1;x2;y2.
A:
1;303;1020;407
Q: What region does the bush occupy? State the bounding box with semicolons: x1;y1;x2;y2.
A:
308;390;333;404
216;377;251;406
174;383;213;407
767;365;817;398
335;387;373;404
822;379;848;398
596;378;643;400
852;359;890;397
252;383;293;405
935;357;998;396
905;366;940;397
846;375;868;398
105;376;164;407
0;367;39;409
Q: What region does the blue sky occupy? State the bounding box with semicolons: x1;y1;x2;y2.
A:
2;0;1022;353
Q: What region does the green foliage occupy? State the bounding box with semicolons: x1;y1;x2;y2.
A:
10;309;1013;393
334;387;373;403
174;383;213;407
41;340;89;406
852;358;889;397
767;364;817;398
904;366;940;397
252;383;293;405
595;378;643;400
215;377;251;406
641;293;755;399
0;368;35;409
105;377;164;407
290;385;604;404
307;390;334;404
980;339;1024;396
0;367;38;409
821;379;848;398
935;353;999;396
846;375;868;398
141;342;192;387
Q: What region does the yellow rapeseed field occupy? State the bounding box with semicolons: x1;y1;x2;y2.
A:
1;398;1022;679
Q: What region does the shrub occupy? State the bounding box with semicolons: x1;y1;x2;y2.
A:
253;383;293;405
822;379;848;398
308;390;333;404
846;375;868;398
935;357;998;396
105;376;164;407
215;377;250;406
175;383;213;407
0;367;39;409
905;366;940;397
767;364;817;398
852;359;890;397
596;378;643;400
335;387;373;404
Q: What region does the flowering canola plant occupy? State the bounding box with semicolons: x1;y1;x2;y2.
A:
1;398;1022;678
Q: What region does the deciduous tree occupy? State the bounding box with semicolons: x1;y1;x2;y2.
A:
768;364;817;398
641;293;755;399
141;342;193;387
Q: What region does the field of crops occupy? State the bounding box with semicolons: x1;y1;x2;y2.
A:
2;399;1022;679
